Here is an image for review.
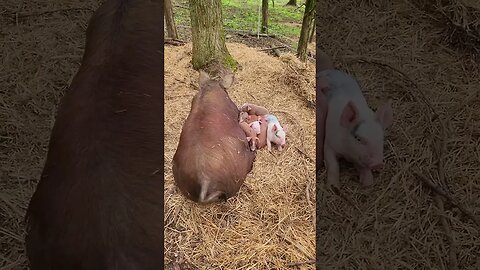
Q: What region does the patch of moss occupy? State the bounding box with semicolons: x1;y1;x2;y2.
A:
223;54;239;71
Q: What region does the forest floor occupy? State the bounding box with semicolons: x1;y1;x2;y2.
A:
170;0;316;58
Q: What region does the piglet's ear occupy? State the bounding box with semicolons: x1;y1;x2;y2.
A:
340;101;359;127
272;125;278;132
375;99;393;130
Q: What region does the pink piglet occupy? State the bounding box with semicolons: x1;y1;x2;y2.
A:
320;69;393;188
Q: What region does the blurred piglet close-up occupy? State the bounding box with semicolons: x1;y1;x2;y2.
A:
318;68;393;188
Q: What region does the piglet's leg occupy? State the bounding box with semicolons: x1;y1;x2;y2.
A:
241;103;269;116
355;165;374;187
324;145;340;188
267;138;272;152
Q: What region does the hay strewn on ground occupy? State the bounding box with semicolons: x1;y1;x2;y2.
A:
164;43;316;269
318;0;480;269
410;0;480;57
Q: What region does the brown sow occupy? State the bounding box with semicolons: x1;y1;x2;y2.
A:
172;71;256;204
24;0;164;269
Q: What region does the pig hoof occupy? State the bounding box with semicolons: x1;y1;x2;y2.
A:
361;178;374;187
326;182;340;193
326;179;340;190
359;169;374;187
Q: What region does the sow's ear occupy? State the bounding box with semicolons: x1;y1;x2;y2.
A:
375;99;393;130
220;71;235;89
199;70;210;88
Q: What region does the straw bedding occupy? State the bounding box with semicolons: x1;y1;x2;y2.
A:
164;43;316;269
317;0;480;269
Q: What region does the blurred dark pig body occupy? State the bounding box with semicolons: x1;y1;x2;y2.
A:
24;0;164;269
173;71;255;204
316;49;333;173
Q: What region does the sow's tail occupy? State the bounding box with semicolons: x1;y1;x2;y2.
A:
198;178;227;204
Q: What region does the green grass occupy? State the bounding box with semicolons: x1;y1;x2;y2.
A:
172;0;305;39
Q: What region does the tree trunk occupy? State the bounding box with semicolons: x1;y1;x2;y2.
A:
308;17;315;43
286;0;297;6
164;0;178;39
188;0;238;75
297;0;315;62
261;0;268;34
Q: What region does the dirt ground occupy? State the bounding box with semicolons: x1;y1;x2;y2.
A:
317;0;480;269
163;43;316;269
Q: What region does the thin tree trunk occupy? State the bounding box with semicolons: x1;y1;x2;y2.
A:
286;0;297;6
297;0;315;62
261;0;268;34
188;0;238;75
164;0;178;39
308;17;315;43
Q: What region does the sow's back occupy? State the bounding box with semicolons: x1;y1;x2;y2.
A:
24;0;164;269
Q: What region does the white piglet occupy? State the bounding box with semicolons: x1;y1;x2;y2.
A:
265;114;287;151
249;120;261;134
320;69;393;188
